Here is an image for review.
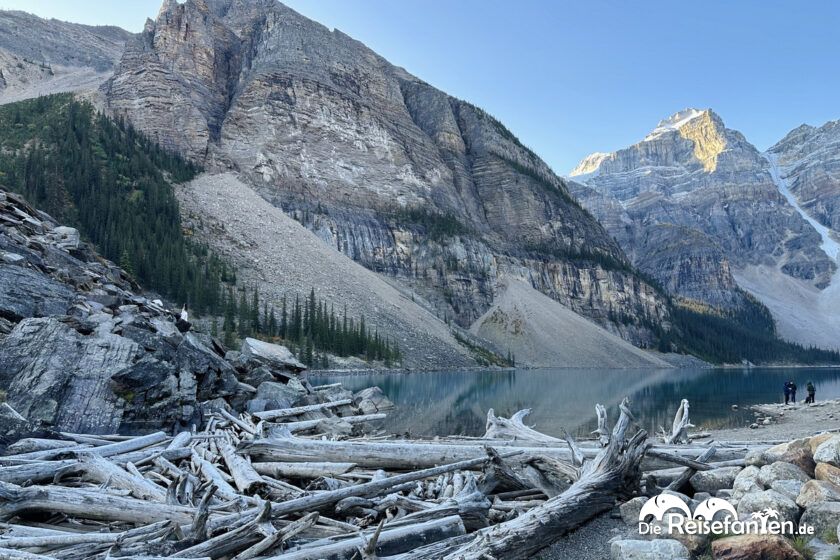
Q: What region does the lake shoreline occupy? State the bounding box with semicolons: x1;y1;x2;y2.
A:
706;398;840;442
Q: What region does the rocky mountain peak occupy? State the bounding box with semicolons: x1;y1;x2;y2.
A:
644;108;711;139
571;108;735;178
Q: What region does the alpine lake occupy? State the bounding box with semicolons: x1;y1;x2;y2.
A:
317;368;840;439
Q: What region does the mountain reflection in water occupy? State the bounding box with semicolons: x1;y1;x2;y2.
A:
319;368;840;438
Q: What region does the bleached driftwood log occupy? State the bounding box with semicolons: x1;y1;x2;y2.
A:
254;400;353;421
665;446;717;492
269;516;466;560
591;404;610;447
241;433;747;470
660;399;694;444
252;462;357;479
482;409;562;443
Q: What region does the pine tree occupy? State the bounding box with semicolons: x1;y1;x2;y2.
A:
251;288;260;334
280;295;288;340
238;289;249;337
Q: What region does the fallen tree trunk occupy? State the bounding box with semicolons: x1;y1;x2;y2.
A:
0;481;197;525
252;462;357;479
241;435;744;470
272;413;386;434
267;515;466;560
253;400;353;421
666;446;717;492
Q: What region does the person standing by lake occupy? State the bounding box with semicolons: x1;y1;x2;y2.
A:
784;381;791;404
806;381;816;404
790;380;797;403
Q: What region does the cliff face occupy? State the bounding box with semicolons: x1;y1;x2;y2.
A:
769;121;840;232
571;109;835;313
103;0;669;346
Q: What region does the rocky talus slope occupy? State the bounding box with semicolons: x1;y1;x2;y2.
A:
571;108;840;348
0;187;335;435
0;10;132;104
470;278;670;369
103;0;669;348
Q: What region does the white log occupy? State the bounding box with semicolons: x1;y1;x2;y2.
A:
253;462;357;479
267;515;466;560
272;413;386;434
218;438;265;495
253;400;353;421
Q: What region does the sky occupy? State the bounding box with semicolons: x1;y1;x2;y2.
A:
3;0;839;174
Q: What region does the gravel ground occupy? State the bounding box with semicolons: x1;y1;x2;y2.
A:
706;398;840;442
536;512;632;560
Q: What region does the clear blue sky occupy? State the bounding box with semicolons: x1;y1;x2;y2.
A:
4;0;839;173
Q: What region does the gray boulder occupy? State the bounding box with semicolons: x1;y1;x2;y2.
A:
241;338;306;372
354;386;395;414
736;490;800;523
610;539;689;560
619;497;648;525
731;465;762;500
770;479;804;502
256;380;308;409
690;466;741;494
801;502;840;537
51;226;80;249
758;461;810;487
814;437;840;468
796;479;840;508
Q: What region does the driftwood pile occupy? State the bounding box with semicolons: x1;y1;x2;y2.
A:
0;390;775;560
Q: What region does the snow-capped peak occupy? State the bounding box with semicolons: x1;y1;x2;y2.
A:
644;108;709;141
569;152;611;178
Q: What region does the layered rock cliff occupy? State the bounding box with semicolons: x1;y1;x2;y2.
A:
103;0;670;347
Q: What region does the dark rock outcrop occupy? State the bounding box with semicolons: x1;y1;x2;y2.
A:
0;189;304;435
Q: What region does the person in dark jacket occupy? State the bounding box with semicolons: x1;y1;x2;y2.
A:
783;381;791;405
790;380;797;403
806;381;816;404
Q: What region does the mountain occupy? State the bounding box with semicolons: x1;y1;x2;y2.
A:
100;0;672;354
0;10;132;104
571;108;840;350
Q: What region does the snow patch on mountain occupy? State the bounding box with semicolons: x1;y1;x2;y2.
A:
764;152;840;261
644;108;707;141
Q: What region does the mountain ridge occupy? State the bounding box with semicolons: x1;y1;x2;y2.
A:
571;107;840;350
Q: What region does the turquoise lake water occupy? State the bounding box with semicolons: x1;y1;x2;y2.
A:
319;368;840;438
